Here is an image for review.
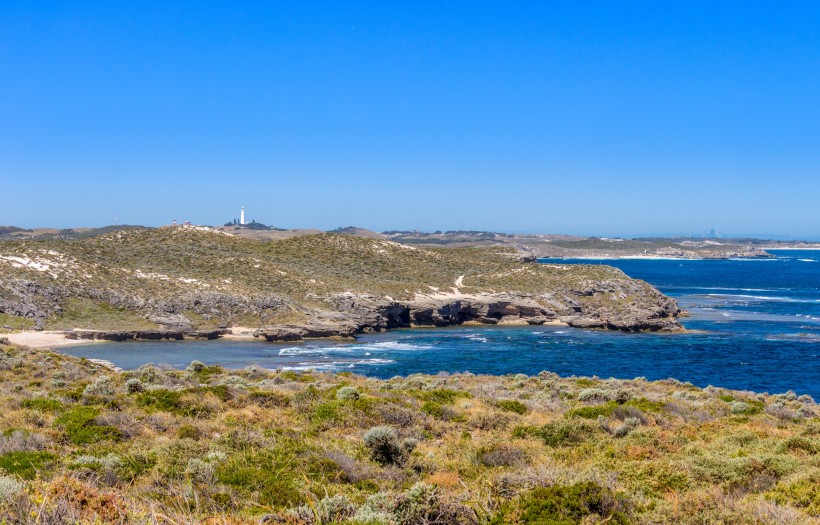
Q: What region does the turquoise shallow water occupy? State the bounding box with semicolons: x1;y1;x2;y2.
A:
61;250;820;397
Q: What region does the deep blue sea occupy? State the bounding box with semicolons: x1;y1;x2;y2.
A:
61;250;820;397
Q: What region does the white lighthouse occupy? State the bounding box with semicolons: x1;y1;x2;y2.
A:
240;206;246;225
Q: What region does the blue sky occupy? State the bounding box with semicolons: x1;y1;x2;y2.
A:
2;1;819;238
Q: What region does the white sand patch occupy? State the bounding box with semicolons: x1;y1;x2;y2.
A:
133;270;171;280
5;331;103;349
0;251;80;278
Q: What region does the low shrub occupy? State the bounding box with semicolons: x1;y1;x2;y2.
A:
21;398;64;412
0;450;57;480
363;426;416;466
0;430;48;454
513;419;597;447
83;375;114;397
731;401;762;415
176;424;201;440
336;386;361;401
578;388;613;403
54;407;121;445
418;388;471;404
766;472;820;516
421;400;464;421
479;444;527;467
568;398;663;419
0;474;24;504
124;378;144;393
490;481;631;525
138;388;214;416
248;390;290;408
497;399;528;414
215;450;301;508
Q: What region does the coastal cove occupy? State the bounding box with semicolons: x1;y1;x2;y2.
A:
59;250;820;398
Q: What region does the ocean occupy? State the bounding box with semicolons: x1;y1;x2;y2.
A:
61;249;820;397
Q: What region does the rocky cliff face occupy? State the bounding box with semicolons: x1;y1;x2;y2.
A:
0;227;682;339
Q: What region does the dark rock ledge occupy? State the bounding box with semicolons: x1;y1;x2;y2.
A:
64;329;229;342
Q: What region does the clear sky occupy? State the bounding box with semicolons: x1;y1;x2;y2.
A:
2;1;819;238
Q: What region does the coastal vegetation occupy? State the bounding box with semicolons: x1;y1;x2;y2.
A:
0;342;817;524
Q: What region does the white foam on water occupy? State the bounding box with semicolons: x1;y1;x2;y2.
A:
278;340;432;356
278;347;332;356
705;294;820;304
798;259;816;263
280;357;395;372
676;286;789;292
353;341;434;351
357;358;395;365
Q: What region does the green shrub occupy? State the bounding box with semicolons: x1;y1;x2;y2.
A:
313;402;342;424
54;407;121;445
421;400;464;421
21;398;64;412
215;450;300;508
197;385;231;402
418;388;471;404
176;424;201;440
490;482;630;525
138;389;184;412
568;402;617;419
497;399;528;414
777;436;818;455
574;378;598;388
138;389;212;416
766;472;820;516
513;419;597;447
421;400;444;418
0;451;57;480
568;398;664;419
730;401;762;415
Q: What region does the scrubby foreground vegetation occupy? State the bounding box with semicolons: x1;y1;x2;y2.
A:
0;343;818;524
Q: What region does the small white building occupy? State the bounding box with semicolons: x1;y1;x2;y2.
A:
240;206;246;225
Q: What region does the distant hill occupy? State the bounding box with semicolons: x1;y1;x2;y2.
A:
0;225;147;240
328;226;386;239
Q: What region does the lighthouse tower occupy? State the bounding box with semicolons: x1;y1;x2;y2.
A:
240;206;246;225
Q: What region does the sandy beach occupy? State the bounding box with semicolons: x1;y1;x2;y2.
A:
3;330;101;349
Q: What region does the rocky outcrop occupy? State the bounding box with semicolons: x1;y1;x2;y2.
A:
255;286;682;341
64;329;230;342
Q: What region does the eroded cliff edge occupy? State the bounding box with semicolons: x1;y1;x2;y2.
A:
0;227;682;342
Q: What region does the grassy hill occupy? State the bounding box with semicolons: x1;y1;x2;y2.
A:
0;226;679;333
